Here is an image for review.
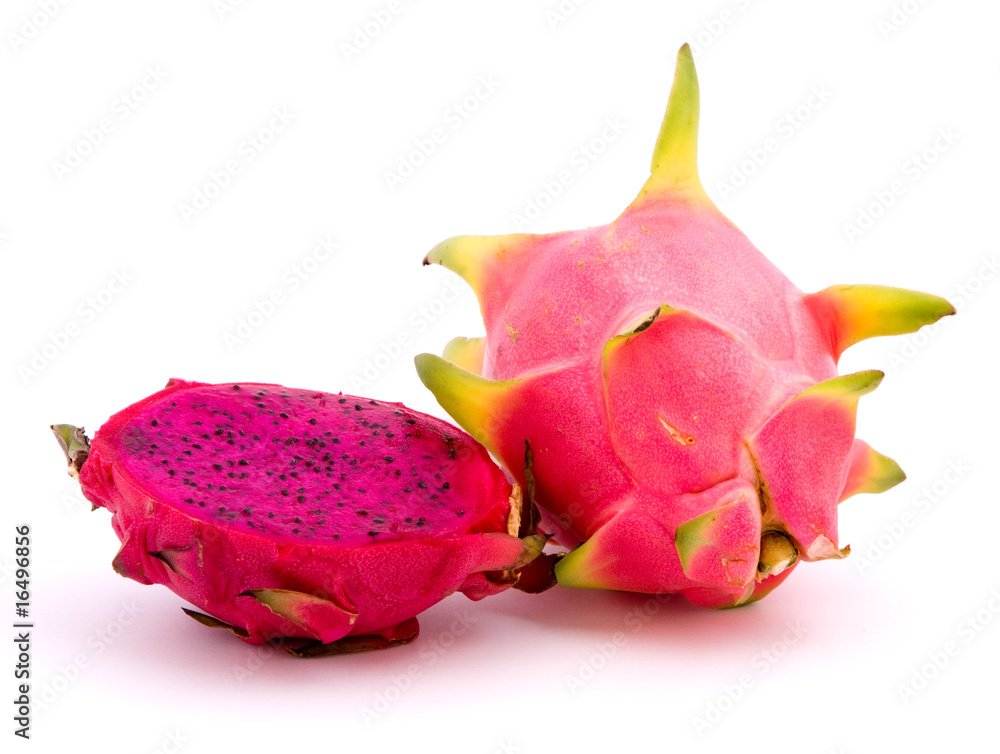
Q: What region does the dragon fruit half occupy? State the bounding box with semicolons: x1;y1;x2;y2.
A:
415;45;954;607
53;380;544;655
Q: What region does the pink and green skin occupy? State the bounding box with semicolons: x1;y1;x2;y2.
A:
415;45;954;607
54;380;543;655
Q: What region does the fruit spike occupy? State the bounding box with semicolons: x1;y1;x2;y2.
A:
53;379;545;655
416;44;954;606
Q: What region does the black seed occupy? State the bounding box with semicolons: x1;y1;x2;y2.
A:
219;486;227;491
168;470;176;476
442;482;450;489
309;418;317;425
297;496;305;503
233;385;241;390
368;531;378;537
151;419;158;427
242;507;252;515
294;517;302;524
279;412;288;419
215;429;224;436
357;510;368;516
354;404;362;411
281;490;289;496
279;474;287;480
384;456;394;463
184;498;194;504
238;459;248;466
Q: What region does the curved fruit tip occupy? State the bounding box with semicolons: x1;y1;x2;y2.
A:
797;369;884;403
804;535;850;561
414;353;520;456
239;588;359;644
51;424;90;479
423;233;538;301
284;618;420;658
633;43;706;203
756;531;798;580
839;439;906;502
182;608;250;638
804;285;956;360
442;335;487;376
552;537;607;589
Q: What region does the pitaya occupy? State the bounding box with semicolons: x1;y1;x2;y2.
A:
53;379;544;655
415;45;954;607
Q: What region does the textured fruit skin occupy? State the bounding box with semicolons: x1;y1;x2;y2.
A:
71;379;532;651
416;45;954;607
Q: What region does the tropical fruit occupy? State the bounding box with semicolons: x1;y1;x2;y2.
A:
416;45;954;606
53;379;544;655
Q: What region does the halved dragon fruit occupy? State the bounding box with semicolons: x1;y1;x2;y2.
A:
53;379;544;656
415;45;954;607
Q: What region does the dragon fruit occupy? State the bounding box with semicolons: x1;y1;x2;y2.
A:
415;44;954;607
53;379;544;655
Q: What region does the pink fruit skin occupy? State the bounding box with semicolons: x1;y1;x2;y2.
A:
415;45;953;607
75;379;528;647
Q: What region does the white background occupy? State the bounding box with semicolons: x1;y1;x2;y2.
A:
3;1;998;752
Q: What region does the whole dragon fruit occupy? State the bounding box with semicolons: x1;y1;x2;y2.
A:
53;379;544;655
415;45;954;607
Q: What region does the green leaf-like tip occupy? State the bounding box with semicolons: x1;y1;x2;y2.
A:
51;424;91;478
